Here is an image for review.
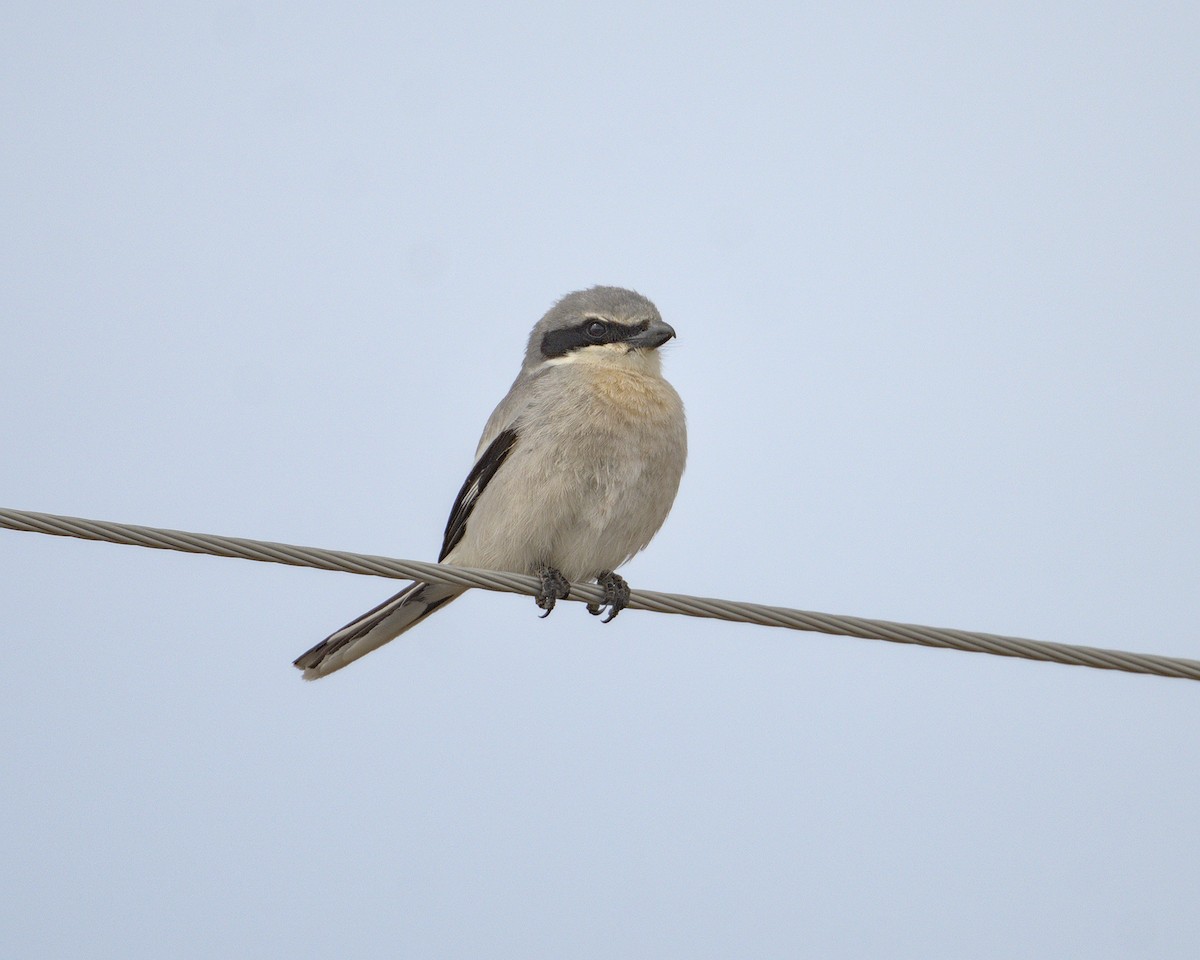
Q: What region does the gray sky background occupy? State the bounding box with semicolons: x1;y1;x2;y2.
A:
3;2;1198;957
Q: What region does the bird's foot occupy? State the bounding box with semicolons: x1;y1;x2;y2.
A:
587;571;630;623
535;567;571;618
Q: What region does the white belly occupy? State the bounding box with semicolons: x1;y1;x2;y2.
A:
447;363;686;582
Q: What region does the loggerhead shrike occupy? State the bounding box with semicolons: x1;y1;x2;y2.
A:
293;286;687;679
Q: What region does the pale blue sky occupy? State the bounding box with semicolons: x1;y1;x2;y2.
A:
3;3;1198;957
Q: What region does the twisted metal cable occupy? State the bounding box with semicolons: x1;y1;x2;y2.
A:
2;507;1198;682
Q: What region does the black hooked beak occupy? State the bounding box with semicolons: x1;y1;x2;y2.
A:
627;319;677;350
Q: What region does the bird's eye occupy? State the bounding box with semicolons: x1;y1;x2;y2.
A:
584;320;608;340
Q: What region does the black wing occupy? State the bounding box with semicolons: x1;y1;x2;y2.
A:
439;427;519;562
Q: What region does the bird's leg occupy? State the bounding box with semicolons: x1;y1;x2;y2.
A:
535;566;571;618
587;571;631;623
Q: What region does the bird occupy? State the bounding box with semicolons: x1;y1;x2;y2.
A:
293;286;687;679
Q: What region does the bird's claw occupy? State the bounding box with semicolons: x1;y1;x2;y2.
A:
587;571;630;623
535;567;571;617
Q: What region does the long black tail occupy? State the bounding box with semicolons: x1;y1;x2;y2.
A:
293;581;464;679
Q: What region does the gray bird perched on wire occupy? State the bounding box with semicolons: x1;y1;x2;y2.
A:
293;286;687;678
